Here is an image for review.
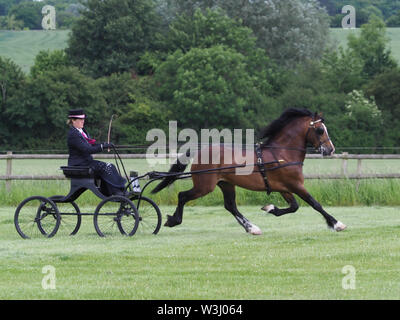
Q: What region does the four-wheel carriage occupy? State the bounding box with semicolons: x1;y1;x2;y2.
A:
14;166;162;239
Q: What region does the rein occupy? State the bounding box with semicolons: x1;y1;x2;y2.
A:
147;159;303;179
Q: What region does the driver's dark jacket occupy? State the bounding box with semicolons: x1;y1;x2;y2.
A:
67;127;102;166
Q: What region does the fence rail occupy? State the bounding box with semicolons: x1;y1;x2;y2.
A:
1;152;400;191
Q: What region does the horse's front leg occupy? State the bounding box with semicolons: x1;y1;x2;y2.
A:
294;186;346;231
262;192;299;216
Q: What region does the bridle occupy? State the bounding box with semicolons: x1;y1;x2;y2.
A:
306;118;332;154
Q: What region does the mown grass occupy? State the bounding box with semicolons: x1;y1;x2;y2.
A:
0;205;399;299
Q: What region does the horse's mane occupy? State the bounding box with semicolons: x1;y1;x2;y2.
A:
258;108;313;143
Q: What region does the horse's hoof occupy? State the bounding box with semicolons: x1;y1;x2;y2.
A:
334;221;347;232
164;215;180;228
261;204;275;213
248;224;262;235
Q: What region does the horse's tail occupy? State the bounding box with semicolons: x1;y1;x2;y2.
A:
151;151;190;194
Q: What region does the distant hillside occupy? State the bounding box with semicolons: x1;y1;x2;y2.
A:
1;28;400;74
0;30;69;73
330;27;400;62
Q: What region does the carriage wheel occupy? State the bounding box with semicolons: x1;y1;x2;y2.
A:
49;196;81;236
14;196;60;239
131;196;162;235
93;195;139;237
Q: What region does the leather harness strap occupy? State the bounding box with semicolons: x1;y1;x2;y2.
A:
255;143;272;195
255;143;304;196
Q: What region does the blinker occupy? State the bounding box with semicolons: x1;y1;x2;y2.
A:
316;127;324;135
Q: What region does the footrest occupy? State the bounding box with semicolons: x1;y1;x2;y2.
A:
60;166;94;178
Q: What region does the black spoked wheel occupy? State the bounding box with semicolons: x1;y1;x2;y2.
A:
14;196;60;239
131;196;162;235
93;195;139;237
49;196;81;236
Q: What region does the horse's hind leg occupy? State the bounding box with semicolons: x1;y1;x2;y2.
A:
262;192;299;217
164;188;199;227
217;181;262;235
164;177;216;227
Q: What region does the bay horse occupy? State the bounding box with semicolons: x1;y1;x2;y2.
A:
151;108;346;235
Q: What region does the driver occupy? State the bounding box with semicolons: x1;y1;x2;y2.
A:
66;109;126;196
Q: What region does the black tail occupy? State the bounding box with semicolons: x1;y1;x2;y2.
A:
151;152;190;194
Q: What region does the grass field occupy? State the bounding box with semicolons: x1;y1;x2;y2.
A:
0;30;69;73
330;27;400;61
0;205;399;299
1;28;400;74
1;159;399;300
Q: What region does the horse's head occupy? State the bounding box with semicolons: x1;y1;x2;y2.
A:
306;113;335;156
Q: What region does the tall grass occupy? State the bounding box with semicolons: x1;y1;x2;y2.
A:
2;178;400;208
1;157;399;207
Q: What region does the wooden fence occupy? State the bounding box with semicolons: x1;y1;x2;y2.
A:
1;151;400;191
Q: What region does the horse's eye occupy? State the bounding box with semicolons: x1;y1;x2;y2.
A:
315;127;324;135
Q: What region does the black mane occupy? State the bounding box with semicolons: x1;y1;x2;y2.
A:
258;108;313;143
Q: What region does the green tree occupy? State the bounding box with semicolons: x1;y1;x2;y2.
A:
115;95;169;145
347;16;397;78
160;7;281;102
0;0;23;16
8;1;43;30
0;14;23;30
0;56;25;146
66;0;162;78
95;73;168;144
224;0;330;66
157;0;330;67
5;67;107;149
164;8;256;55
30;50;70;78
321;46;364;93
155;45;269;130
365;69;400;121
341;90;383;148
386;11;400;27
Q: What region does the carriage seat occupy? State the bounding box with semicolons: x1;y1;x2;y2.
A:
59;166;109;201
60;166;95;179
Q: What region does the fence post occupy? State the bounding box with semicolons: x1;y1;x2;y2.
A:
341;152;348;177
356;158;362;191
356;159;362;176
6;151;12;192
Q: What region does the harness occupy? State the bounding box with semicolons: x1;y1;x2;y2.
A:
255;117;327;195
255;143;304;195
255;143;272;194
148;117;329;196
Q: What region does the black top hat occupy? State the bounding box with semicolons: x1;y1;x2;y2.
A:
68;109;86;119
